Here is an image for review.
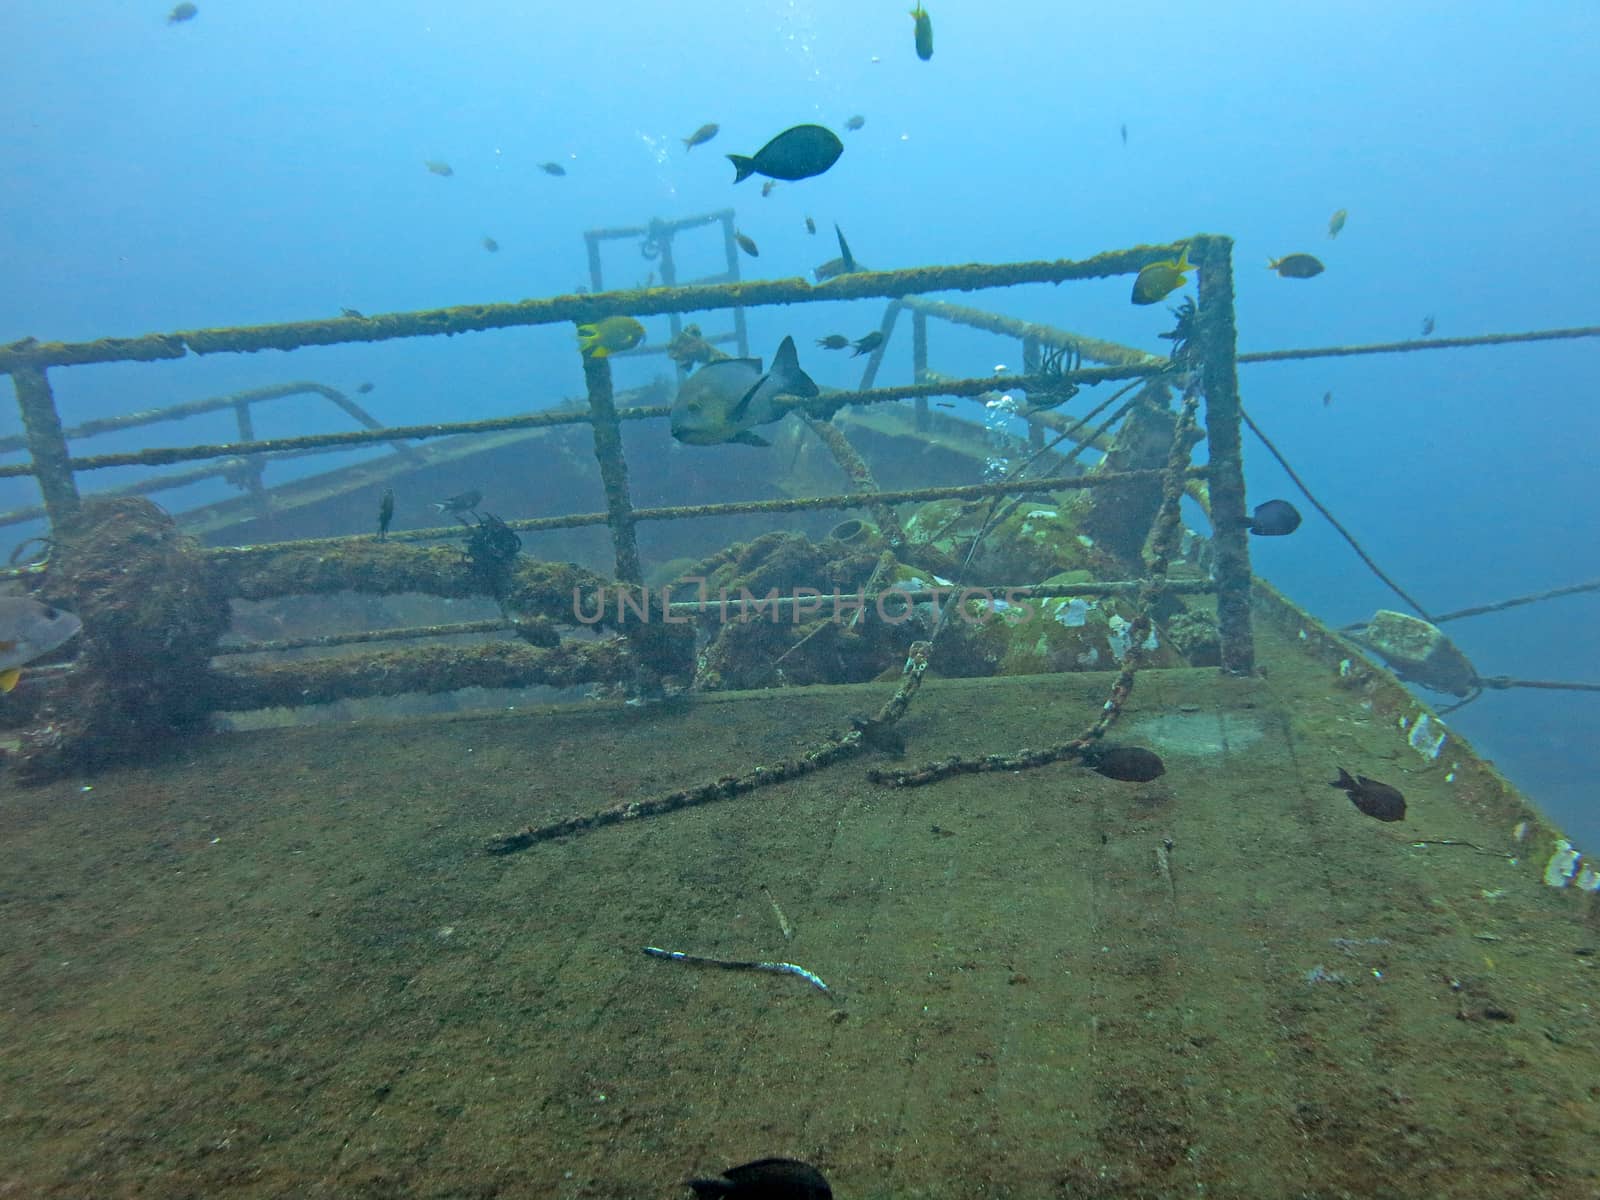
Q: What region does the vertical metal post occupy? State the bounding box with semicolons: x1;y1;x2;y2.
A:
717;213;750;358
584;232;604;292
10;363;80;529
1022;334;1044;449
580;348;642;584
1191;234;1254;675
231;398;269;515
911;311;929;430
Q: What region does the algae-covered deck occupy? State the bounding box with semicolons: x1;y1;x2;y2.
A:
2;609;1596;1199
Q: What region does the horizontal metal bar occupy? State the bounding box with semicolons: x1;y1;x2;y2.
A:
1238;325;1600;364
899;296;1160;367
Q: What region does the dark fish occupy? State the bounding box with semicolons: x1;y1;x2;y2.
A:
761;180;777;197
167;2;198;23
376;488;395;541
1321;390;1331;407
816;334;850;350
687;1157;832;1200
813;223;861;282
735;231;760;258
1247;499;1301;536
1082;744;1165;783
340;307;366;319
356;381;375;394
539;161;567;176
1420;315;1435;336
910;2;933;60
482;236;499;253
1330;768;1406;822
1120;122;1128;145
432;489;482;515
1268;254;1324;279
850;331;883;357
682;123;720;151
805;216;816;234
845;114;865;131
424;160;454;177
670;336;818;447
727;124;843;184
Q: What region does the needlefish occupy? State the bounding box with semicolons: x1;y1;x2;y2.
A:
643;946;831;994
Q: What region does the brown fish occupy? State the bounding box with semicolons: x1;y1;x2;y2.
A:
805;216;817;234
1330;768;1405;821
682;123;719;151
1268;254;1324;279
816;334;850;350
761;180;778;197
850;331;883;356
1083;744;1165;782
735;231;759;258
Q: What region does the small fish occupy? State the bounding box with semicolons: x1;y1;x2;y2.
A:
850;331;884;357
670;335;818;447
482;236;499;253
1328;208;1348;239
1330;768;1406;822
539;161;567;176
735;231;760;258
577;316;646;359
1420;315;1435;336
0;596;83;693
1083;745;1166;783
682;122;720;151
845;114;866;131
431;489;482;515
1268;254;1325;279
340;307;366;320
424;160;454;177
1321;390;1331;407
1131;246;1191;305
805;216;816;235
1120;122;1128;145
816;334;850;350
909;2;934;60
1247;499;1302;536
687;1157;833;1200
376;488;395;541
167;2;197;23
356;381;375;395
727;124;843;184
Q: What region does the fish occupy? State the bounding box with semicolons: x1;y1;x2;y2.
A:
0;596;83;694
167;3;198;23
1247;499;1302;536
682;123;720;151
377;488;395;541
670;335;819;447
356;382;375;394
340;307;366;320
423;160;454;177
735;231;760;257
687;1157;833;1200
816;334;850;350
1328;208;1348;239
805;216;817;235
727;124;843;184
1082;744;1166;783
1268;254;1325;279
1131;246;1191;305
1420;315;1435;336
431;489;482;515
482;236;499;253
577;316;646;359
845;114;866;131
910;2;934;60
1321;390;1331;407
850;331;884;357
813;224;861;281
1330;768;1406;822
761;180;777;197
539;161;567;176
1120;122;1128;145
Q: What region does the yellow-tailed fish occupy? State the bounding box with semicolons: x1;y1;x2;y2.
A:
1131;246;1191;305
577;316;646;359
910;3;933;60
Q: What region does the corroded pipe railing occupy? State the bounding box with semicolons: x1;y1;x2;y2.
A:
898;295;1164;368
9;364;79;525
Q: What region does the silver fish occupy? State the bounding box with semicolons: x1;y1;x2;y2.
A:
670;336;818;447
0;596;83;690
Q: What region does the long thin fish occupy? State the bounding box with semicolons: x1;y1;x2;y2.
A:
643;946;829;993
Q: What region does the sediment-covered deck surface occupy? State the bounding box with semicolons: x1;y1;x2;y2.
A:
2;622;1596;1198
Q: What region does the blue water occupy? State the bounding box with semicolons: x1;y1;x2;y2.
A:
3;1;1596;845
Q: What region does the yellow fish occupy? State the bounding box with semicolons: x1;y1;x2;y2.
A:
1130;246;1191;305
576;316;646;359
